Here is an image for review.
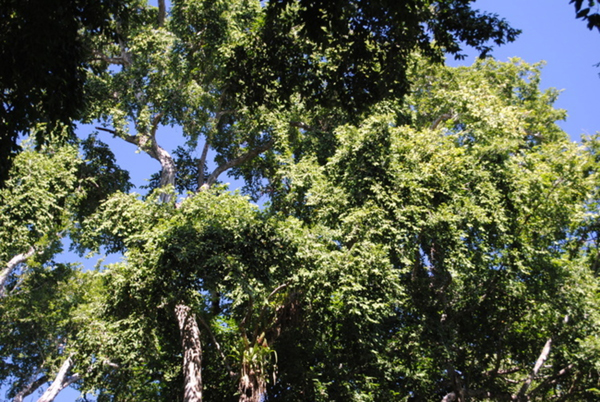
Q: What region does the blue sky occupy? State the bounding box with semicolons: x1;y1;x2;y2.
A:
12;1;600;401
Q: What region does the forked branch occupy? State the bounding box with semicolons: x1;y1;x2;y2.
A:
204;139;275;189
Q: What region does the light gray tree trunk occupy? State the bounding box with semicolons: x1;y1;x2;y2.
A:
175;303;203;402
238;369;263;402
37;356;80;402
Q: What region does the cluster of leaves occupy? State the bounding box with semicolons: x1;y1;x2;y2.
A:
0;137;130;400
227;0;520;117
259;58;600;400
572;0;600;31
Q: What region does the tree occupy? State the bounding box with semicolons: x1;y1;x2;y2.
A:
0;139;129;400
261;58;600;400
227;0;520;116
73;2;521;399
3;1;600;402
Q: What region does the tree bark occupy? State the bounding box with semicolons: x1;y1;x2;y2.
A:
157;0;166;27
0;246;35;297
37;355;80;402
238;368;264;402
175;303;203;402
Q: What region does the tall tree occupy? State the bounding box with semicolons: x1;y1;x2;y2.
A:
5;1;600;402
0;139;129;400
262;57;600;400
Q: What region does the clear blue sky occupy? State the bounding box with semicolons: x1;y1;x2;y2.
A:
13;1;600;401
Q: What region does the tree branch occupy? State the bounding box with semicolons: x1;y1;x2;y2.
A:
529;364;574;397
91;51;130;67
517;338;552;399
197;140;211;190
37;355;77;402
204;139;275;188
430;112;454;131
157;0;166;27
12;372;48;402
0;245;36;297
96;123;176;201
196;314;237;378
95;127;138;146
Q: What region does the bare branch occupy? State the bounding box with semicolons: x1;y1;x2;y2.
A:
95;127;138;146
205;139;275;188
430;112;454;131
103;360;120;369
268;283;288;300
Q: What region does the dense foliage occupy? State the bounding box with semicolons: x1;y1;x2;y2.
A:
2;1;600;402
0;0;132;186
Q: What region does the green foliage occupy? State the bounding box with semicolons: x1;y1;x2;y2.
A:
0;143;83;265
265;58;600;400
0;136;131;401
0;263;88;399
228;0;520;115
4;2;600;401
75;188;311;399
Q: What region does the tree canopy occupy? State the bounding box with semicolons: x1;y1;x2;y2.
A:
2;1;600;402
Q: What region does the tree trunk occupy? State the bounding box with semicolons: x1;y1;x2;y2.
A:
175;303;203;402
37;355;79;402
517;338;552;400
238;369;263;402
